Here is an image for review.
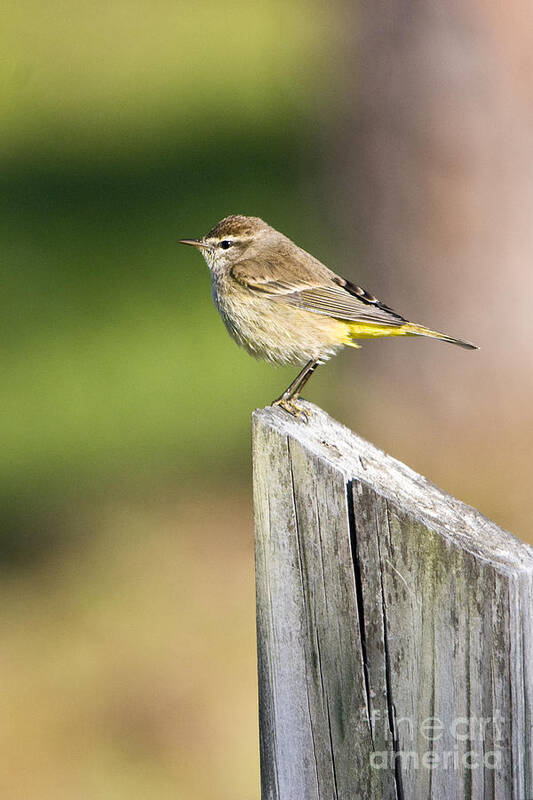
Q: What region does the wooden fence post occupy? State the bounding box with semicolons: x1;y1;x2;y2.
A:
252;402;533;800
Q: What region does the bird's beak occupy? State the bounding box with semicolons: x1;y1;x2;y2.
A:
179;238;207;249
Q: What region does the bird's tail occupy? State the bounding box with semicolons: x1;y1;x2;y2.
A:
401;322;478;350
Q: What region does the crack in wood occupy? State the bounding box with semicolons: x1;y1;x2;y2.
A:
346;478;373;743
325;694;339;800
263;493;281;800
381;504;404;800
287;438;321;800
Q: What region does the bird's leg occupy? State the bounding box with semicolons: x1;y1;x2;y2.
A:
272;359;320;420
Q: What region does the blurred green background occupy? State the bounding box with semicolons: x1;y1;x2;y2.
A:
2;2;337;797
2;1;532;797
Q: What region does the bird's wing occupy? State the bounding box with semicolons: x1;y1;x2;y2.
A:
288;283;407;326
231;259;407;327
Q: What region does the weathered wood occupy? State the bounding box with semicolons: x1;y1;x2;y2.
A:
252;402;533;800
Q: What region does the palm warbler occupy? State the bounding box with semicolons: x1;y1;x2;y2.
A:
180;215;477;418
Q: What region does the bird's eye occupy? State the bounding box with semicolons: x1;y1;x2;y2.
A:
219;240;232;250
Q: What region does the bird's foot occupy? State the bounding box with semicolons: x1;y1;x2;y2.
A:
271;395;309;422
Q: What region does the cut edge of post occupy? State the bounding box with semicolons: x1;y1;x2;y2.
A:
252;401;533;577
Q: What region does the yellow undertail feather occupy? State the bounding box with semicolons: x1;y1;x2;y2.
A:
346;322;478;350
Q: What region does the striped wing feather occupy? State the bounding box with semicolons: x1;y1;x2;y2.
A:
231;257;407;328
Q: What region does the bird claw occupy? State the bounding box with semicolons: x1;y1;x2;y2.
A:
272;396;309;422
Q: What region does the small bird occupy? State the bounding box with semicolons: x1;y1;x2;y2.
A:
180;215;477;419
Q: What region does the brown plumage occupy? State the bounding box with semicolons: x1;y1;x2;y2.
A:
180;215;477;418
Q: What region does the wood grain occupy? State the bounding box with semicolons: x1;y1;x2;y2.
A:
252;402;533;799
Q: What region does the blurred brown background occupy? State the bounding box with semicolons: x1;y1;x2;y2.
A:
2;0;532;797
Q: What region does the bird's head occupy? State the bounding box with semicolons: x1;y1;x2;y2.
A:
179;215;273;274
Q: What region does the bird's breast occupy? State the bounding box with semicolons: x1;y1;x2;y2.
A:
210;274;349;366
